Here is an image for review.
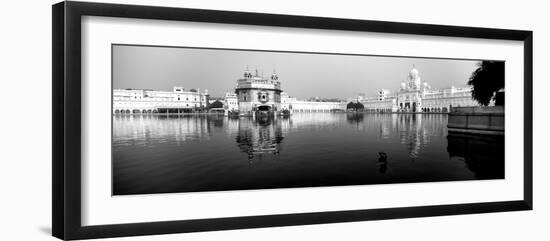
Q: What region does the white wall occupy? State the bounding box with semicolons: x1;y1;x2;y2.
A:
0;0;547;240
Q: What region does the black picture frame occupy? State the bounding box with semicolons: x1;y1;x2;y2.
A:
52;1;533;240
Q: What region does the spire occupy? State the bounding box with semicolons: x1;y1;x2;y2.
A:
271;69;279;80
244;65;251;78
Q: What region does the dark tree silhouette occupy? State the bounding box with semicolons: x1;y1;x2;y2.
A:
346;102;355;110
209;100;224;109
346;102;364;111
468;61;505;106
281;109;291;115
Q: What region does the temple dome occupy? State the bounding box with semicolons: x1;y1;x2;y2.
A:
409;68;419;78
270;70;279;80
406;66;421;90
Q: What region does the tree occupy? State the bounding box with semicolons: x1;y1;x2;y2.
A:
356;102;364;110
209;100;224;109
281;109;291;115
468;61;505;106
346;102;356;110
346;101;364;111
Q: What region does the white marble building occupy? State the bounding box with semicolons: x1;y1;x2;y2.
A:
224;92;239;112
280;92;345;113
360;67;483;112
288;100;346;112
113;87;210;114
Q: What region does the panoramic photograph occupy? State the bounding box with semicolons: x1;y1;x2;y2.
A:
111;44;505;196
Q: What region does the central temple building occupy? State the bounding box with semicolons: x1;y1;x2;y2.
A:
234;67;346;115
235;68;283;115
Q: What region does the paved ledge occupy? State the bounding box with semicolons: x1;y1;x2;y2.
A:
448;127;504;136
447;106;505;135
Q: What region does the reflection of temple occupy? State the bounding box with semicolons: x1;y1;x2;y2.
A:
235;116;285;160
398;114;425;158
358;66;482;112
345;113;445;159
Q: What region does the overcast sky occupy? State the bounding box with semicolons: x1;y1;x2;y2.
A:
113;45;481;99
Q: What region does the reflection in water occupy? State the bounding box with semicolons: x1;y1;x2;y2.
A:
235;116;284;161
377;152;388;174
447;133;505;179
113;113;504;195
346;113;444;159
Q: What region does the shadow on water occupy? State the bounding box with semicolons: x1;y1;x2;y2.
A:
447;133;505;179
